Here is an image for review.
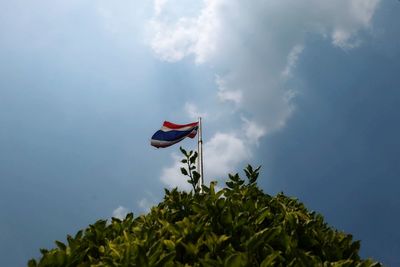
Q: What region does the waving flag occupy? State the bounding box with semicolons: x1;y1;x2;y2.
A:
151;121;199;148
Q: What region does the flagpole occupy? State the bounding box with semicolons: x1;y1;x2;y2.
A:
197;117;204;192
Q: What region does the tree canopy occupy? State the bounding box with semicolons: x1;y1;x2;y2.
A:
29;148;381;267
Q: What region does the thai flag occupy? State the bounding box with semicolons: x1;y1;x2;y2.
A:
151;121;199;148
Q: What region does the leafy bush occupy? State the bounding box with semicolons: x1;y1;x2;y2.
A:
29;148;381;266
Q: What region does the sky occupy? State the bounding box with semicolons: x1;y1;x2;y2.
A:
0;0;399;266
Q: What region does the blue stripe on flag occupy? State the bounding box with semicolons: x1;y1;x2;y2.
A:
151;129;196;142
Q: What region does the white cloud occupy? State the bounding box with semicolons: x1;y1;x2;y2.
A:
112;206;129;219
184;102;207;120
150;18;198;62
160;131;252;189
150;0;223;64
150;0;380;62
218;90;242;105
154;0;168;16
204;132;250;179
282;44;304;78
330;0;380;49
151;0;380;188
242;117;266;145
331;29;361;50
161;153;193;190
216;76;243;105
150;0;380;135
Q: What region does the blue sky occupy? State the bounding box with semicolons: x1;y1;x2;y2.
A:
0;0;399;266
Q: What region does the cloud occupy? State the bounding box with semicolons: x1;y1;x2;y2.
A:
150;0;222;64
184;102;207;120
216;76;243;105
204;132;250;179
112;206;129;219
282;44;304;79
151;0;380;189
154;0;168;16
241;117;266;145
150;18;198;62
150;0;380;133
160;130;252;189
160;153;193;190
150;0;380;62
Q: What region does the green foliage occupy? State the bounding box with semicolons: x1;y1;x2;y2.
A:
29;152;382;266
179;147;201;193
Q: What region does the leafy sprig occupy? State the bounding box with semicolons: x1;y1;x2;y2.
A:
179;147;201;193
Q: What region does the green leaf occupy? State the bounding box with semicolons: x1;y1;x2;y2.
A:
244;164;261;184
55;240;66;251
210;181;217;196
202;185;210;193
246;227;281;251
27;259;37;267
180;167;188;176
40;249;48;255
163;240;176;251
256;208;272;225
218;235;230;244
125;212;134;220
226;181;235;189
74;230;83;239
193;171;200;182
155;251;175;267
229;173;240;182
181;242;198;255
260;251;281;267
179;146;187;156
190;151;198;164
221;210;232;225
216;198;225;210
224;253;248;267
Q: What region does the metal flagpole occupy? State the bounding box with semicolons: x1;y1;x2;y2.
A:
197;117;204;192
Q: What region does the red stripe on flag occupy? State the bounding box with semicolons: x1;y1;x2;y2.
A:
188;129;197;138
163;121;198;130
